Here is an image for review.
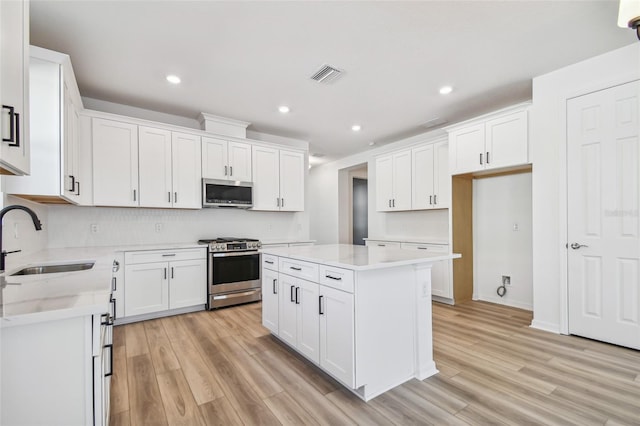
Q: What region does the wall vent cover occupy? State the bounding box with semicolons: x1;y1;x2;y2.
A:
310;64;343;83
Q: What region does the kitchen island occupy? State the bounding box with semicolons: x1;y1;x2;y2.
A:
260;243;461;401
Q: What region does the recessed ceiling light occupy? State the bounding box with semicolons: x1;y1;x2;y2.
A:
439;86;453;95
352;124;362;132
278;105;290;114
166;75;181;84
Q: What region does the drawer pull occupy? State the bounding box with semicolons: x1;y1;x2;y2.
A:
377;244;386;247
265;260;274;264
162;253;176;257
325;275;342;281
290;266;302;271
417;247;428;250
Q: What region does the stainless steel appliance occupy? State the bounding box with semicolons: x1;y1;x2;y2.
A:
199;237;262;309
202;179;253;208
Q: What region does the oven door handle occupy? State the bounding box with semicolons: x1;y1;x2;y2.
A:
212;251;260;258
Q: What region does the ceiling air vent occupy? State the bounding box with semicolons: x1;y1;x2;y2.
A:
310;64;343;83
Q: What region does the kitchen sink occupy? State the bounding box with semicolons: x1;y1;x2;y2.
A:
10;262;95;276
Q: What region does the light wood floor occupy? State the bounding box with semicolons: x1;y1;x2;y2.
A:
109;301;640;426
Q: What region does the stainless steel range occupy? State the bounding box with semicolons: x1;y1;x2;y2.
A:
198;238;262;309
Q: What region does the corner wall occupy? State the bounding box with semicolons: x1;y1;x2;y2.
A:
531;43;640;333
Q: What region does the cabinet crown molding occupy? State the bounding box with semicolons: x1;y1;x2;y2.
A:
444;102;531;133
197;112;251;138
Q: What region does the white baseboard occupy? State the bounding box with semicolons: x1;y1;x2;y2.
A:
476;295;533;311
530;319;561;334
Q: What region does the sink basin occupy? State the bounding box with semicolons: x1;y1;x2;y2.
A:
10;262;95;276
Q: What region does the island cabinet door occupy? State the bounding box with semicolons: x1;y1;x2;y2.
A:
297;278;320;364
319;285;355;387
278;273;298;347
262;268;279;333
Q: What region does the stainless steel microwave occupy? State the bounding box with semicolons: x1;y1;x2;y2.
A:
202;179;253;208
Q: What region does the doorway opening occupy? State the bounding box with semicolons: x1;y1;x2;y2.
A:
338;163;368;244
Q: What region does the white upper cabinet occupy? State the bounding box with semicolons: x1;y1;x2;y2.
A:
448;107;529;175
0;0;30;175
279;149;305;211
201;136;252;182
252;145;305;211
412;140;449;210
376;149;411;211
171;132;202;209
138;126;172;208
92;118;139;207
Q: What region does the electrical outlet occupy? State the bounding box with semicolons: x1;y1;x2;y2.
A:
513;223;519;231
90;224;99;233
502;275;511;286
155;223;163;233
422;282;429;297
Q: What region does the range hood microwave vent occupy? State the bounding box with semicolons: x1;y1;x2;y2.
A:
310;64;343;83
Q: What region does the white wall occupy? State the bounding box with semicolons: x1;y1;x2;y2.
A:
309;131;450;244
473;173;532;310
531;43;640;333
45;205;308;248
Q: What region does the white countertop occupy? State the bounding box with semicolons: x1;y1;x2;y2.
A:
0;243;207;327
261;239;316;246
261;244;460;271
364;237;450;245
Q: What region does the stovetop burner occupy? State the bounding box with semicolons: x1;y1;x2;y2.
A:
198;237;259;244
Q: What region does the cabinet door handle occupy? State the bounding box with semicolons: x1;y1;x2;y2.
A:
75;181;80;196
325;275;342;281
104;343;114;377
429;195;433;205
229;166;233;176
295;286;300;304
133;189;137;202
277;198;280;207
272;278;277;294
111;277;117;291
164;268;167;279
290;285;295;302
486;152;490;164
69;175;76;192
388;199;391;208
433;194;437;205
281;198;284;208
319;295;324;315
168;192;171;203
174;192;178;203
2;105;16;144
479;153;483;165
224;165;228;176
290;266;302;271
171;267;174;279
111;297;117;321
392;199;396;208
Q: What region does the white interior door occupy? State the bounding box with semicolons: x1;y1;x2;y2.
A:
567;80;640;349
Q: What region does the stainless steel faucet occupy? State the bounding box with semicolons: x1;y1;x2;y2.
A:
0;205;43;272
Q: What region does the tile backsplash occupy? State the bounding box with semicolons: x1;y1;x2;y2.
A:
46;204;309;248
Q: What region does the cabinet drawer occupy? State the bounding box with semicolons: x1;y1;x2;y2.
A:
400;242;448;253
279;258;319;282
366;240;401;249
262;254;279;271
125;248;206;264
319;265;354;293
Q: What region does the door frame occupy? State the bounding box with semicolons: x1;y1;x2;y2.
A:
558;74;640;335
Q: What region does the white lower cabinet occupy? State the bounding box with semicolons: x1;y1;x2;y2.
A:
261;267;279;333
1;310;113;426
123;248;206;320
401;242;452;300
263;257;354;386
319;285;354;386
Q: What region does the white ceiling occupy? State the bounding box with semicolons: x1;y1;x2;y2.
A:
30;1;635;162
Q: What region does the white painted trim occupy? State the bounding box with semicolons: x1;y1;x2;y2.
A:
113;304;205;325
432;295;454;305
197;112;250;129
477;295;532;311
530;319;561;334
444;102;531;132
